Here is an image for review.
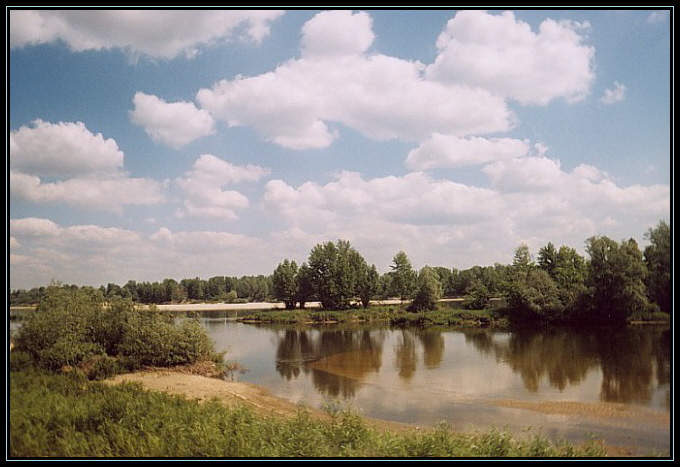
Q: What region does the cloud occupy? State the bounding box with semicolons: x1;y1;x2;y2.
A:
10;171;165;210
9;10;284;59
262;156;669;271
9;218;270;288
599;81;626;104
10;120;164;211
10;120;123;177
301;10;375;58
197;10;514;150
130;92;215;148
176;154;270;219
426;10;594;105
406;134;530;170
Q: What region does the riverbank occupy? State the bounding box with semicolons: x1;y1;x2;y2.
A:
101;368;663;457
11;367;612;458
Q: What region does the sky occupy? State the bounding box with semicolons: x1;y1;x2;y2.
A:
8;8;672;290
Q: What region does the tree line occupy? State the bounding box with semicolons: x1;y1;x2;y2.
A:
10;221;670;325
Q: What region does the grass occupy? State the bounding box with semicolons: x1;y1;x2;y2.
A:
10;368;609;458
240;306;509;329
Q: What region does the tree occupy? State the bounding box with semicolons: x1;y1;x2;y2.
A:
586;236;650;324
408;266;442;312
307;240;367;310
295;263;315;309
644;221;671;313
390;251;416;301
537;242;558;277
356;264;380;308
504;244;563;322
272;259;299;310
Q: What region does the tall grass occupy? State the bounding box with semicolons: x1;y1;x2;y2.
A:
10;369;608;458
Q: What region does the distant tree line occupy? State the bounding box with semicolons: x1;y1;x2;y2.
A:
10;221;670;325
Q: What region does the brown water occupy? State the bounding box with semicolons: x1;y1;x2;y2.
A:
202;317;670;455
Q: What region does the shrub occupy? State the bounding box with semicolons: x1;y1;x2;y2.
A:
14;286;218;372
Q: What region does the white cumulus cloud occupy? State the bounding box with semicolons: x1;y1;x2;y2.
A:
176;154;270;219
130;92;215;148
10;120;164;211
9;9;284;59
406;134;530;170
426;10;595;105
10;120;123;177
197;10;515;150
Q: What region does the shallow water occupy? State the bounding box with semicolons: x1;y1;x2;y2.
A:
203;317;670;455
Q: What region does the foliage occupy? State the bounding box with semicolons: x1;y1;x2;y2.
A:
14;286;219;375
307;240;371;310
643;221;671;314
463;283;491;310
585;236;651;324
408;267;442;312
272;259;299;310
9;369;609;458
389;251;416;301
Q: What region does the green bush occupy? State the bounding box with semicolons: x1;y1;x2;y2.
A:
14;286;218;372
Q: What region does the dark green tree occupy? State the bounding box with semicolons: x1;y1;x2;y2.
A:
408;266;442;312
586;236;650;324
357;264;380;308
307;240;366;310
643;221;671;313
296;263;315;309
272;259;299;310
390;251;416;301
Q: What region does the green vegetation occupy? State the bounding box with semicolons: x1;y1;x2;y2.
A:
9;369;608;458
10;221;670;327
241;306;508;329
13;286;223;378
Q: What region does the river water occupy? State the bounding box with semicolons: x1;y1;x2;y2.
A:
200;314;670;455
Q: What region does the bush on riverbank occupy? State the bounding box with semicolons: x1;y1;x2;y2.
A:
240;306;508;329
9;369;609;458
13;286;223;378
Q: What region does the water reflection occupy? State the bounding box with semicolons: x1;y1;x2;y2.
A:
266;325;670;409
274;329;386;397
464;327;671;408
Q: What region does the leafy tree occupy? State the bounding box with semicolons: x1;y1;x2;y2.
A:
537;242;558;277
464;283;491;310
586;236;650;324
408;266;442;312
390;251;416;301
504;244;563;322
356;264;380;308
235;276;271;302
272;259;299;310
307;240;366;310
296;263;315;309
644;221;671;313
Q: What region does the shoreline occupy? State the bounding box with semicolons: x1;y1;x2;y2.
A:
104;367;668;457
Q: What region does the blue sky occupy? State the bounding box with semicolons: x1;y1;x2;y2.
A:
9;9;671;290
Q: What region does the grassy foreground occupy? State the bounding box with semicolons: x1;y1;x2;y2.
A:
10;369;608;458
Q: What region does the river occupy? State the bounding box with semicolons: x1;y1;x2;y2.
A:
200;314;670;455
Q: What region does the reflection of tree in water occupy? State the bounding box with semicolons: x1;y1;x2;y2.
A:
273;328;385;397
394;329;445;380
395;330;417;381
464;327;670;404
597;327;670;405
275;329;316;380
